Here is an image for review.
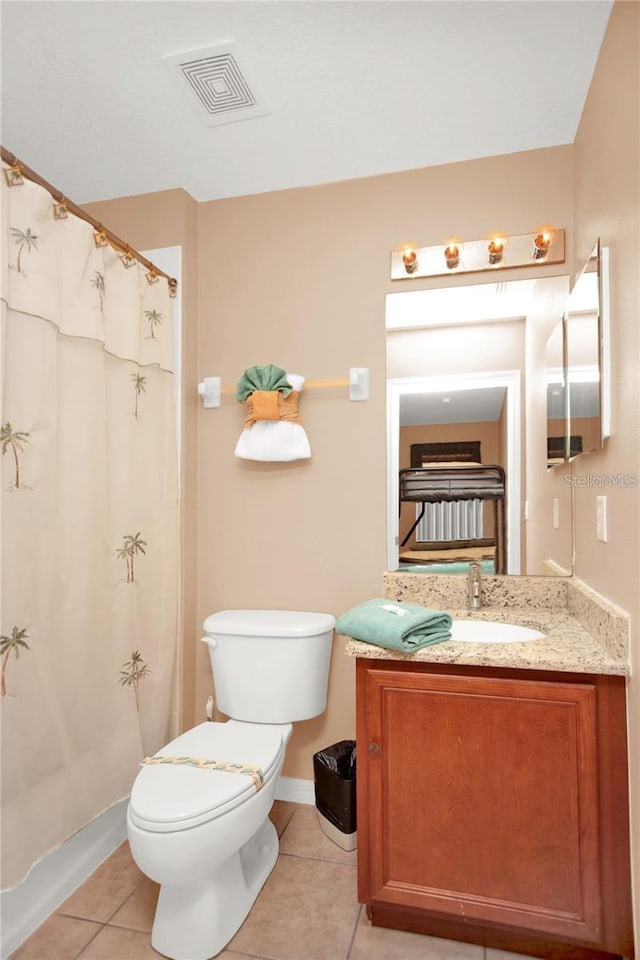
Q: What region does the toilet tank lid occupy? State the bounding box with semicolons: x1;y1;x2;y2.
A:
203;609;336;638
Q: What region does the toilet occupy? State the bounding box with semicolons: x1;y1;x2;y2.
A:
126;609;335;960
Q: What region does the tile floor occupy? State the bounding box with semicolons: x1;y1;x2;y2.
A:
11;802;539;960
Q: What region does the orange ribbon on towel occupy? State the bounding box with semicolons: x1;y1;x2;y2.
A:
245;390;302;427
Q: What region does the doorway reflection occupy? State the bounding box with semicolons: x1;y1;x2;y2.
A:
398;388;507;574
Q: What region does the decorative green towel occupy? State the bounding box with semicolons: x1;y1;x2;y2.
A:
335;598;452;652
236;364;292;402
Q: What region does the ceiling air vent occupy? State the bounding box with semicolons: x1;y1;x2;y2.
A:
164;42;269;127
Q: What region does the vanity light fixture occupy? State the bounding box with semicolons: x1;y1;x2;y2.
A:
532;232;551;260
390;228;565;280
488;238;505;265
444;244;460;270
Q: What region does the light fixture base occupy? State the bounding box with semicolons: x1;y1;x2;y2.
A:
391;230;565;281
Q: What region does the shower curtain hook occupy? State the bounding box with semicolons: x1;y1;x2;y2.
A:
4;158;24;187
93;225;109;248
120;247;137;269
53;195;69;219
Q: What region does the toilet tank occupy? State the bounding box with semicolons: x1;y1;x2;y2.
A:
201;610;336;723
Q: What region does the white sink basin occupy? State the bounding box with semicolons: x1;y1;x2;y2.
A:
450;620;545;643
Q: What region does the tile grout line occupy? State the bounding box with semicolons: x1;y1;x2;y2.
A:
103;874;147;925
279;850;356;868
56;873;146;928
275;808;297;844
71;919;106;960
345;903;364;959
221;950;271;959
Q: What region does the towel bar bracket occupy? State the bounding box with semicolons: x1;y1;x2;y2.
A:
349;367;369;402
197;377;221;408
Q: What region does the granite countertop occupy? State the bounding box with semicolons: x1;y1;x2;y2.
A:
344;604;629;676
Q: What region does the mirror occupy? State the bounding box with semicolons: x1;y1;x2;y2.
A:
566;242;604;459
386;275;573;576
545;318;567;467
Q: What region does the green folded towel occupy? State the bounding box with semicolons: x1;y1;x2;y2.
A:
236;364;292;402
335;598;452;652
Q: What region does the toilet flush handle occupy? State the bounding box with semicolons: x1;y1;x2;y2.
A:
200;636;217;649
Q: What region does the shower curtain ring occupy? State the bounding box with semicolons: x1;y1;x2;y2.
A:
53;196;69;219
4;159;24;187
120;247;137;269
93;226;109;247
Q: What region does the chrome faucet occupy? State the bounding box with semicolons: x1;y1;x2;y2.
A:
468;562;482;611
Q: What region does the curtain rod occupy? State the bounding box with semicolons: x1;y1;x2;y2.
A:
1;146;178;292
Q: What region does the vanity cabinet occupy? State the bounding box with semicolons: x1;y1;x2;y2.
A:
356;659;633;960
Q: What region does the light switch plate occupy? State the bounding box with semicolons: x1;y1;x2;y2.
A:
596;495;608;542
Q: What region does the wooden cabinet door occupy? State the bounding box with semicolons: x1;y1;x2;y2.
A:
357;664;603;944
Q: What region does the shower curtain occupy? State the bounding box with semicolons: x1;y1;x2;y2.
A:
0;168;179;888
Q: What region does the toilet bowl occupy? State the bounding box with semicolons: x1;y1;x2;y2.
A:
127;609;335;960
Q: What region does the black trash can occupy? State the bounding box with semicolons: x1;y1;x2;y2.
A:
313;740;357;851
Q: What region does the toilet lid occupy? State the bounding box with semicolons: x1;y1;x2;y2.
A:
203;609;336;638
129;721;285;832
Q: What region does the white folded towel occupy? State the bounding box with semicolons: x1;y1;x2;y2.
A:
234;373;312;462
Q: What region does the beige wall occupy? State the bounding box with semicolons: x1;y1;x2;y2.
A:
86;148;574;773
571;0;640;938
195;147;574;775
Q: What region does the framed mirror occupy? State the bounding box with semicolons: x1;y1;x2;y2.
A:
386;275;573;576
545;318;567;468
565;241;610;458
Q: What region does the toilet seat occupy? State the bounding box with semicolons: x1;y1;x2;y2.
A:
129;721;285;833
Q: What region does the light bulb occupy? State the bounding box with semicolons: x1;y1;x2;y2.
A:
488;239;504;265
401;247;419;274
444;245;460;270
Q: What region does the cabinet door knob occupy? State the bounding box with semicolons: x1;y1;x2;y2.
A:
368;742;380;754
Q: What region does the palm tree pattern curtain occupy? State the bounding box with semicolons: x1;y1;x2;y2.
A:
1;169;179;888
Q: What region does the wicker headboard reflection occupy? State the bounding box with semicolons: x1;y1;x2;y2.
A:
410;441;482;468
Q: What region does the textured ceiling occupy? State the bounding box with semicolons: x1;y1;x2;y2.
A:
1;1;612;204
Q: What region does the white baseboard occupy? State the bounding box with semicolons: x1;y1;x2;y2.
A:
275;776;315;805
0;798;128;959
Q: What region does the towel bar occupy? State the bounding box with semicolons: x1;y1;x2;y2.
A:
197;368;369;407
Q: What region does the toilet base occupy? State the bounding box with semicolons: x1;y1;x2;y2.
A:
150;817;279;960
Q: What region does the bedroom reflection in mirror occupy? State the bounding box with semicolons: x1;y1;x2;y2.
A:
398;436;507;574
